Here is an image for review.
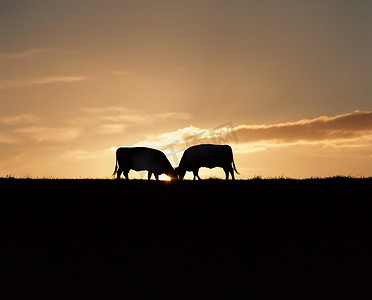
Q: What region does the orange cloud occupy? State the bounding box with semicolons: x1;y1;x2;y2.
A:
132;111;372;162
0;76;87;90
0;48;50;60
0;114;40;125
16;126;82;143
235;111;372;144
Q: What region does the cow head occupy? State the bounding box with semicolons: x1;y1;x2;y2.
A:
175;167;186;180
166;168;178;181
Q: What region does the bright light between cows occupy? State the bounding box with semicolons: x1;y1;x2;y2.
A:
159;174;171;181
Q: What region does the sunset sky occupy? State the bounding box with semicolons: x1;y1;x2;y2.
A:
1;0;371;179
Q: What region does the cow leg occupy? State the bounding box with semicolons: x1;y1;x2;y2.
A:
155;174;159;181
228;166;236;180
116;168;123;180
224;166;235;180
223;167;229;180
123;169;129;180
194;169;201;180
230;167;235;180
148;172;152;180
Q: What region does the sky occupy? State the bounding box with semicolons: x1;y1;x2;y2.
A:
0;0;371;179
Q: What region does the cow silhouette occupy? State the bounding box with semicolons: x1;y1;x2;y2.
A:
175;144;239;180
113;147;176;180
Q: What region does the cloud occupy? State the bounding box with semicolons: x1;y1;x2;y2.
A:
112;70;133;76
234;110;372;144
132;111;372;156
0;133;19;144
0;113;84;144
0;114;41;144
0;114;40;125
81;106;192;123
15;126;82;142
153;112;192;121
62;149;111;161
0;76;88;89
96;124;126;135
80;106;192;133
0;48;50;60
0;107;192;147
132;125;220;164
30;76;87;85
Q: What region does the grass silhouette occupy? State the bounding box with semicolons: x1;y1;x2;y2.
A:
2;177;372;298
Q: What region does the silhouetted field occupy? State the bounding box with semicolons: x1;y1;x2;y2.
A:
1;178;372;299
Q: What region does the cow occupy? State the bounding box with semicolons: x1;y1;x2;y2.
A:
113;147;176;180
175;144;239;180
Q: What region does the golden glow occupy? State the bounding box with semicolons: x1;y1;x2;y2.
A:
159;174;171;181
0;2;371;179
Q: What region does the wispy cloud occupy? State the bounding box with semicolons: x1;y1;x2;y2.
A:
0;125;82;145
0;48;50;60
0;107;192;146
132;125;218;159
30;76;87;85
0;76;88;90
0;114;40;125
79;106;192;134
0;133;19;144
112;70;133;77
96;123;126;135
0;113;40;144
81;106;192;123
132;111;372;155
234;110;372;144
62;149;112;161
0;113;82;144
15;126;82;143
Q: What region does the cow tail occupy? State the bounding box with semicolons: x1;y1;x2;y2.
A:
112;153;118;177
232;158;239;175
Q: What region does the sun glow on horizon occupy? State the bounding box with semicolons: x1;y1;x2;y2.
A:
159;174;171;181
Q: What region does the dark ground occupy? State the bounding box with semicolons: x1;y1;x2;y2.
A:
1;178;372;299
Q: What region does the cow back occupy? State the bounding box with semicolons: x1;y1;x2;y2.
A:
180;144;233;170
116;147;172;173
